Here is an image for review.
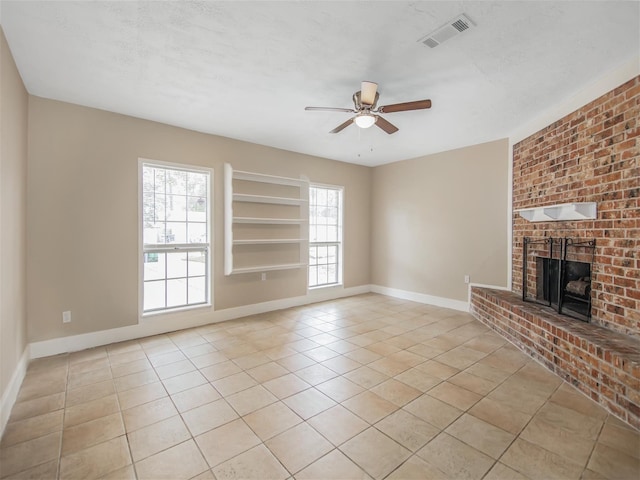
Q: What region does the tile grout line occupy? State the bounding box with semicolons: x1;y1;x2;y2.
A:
480;362;567;480
579;407;609;478
56;357;71;480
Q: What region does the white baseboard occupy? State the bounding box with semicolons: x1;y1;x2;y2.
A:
29;284;372;359
370;285;469;312
1;345;30;438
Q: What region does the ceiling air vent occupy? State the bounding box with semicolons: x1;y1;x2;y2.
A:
419;14;475;48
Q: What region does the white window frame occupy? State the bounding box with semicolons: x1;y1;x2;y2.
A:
138;159;213;317
308;183;344;289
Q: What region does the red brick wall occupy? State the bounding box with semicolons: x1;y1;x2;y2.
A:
512;76;640;337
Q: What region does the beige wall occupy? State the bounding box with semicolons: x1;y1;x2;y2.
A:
0;28;28;398
27;97;371;342
371;139;509;302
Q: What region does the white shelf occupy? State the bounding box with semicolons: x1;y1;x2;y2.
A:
233;193;307;205
517;202;597;222
233;217;305;225
228;263;307;275
224;163;309;276
233;169;308;187
233;238;304;245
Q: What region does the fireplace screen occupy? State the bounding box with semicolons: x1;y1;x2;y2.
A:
523;237;596;322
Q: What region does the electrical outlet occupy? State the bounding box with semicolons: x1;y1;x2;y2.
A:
464;275;470;284
261;273;267;281
62;311;71;323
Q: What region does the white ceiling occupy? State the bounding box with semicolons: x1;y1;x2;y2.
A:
1;1;638;166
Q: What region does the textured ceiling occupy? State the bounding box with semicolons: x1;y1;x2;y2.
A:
1;1;639;166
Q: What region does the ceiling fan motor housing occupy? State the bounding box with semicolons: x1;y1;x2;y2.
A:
353;91;379;111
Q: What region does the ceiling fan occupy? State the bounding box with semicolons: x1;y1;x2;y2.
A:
305;81;431;134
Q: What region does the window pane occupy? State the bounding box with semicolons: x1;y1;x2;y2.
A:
328;246;337;263
327;189;338;207
317;225;327;242
328;207;338;225
144;252;165;281
166;195;186;222
327;226;337;242
167;170;187;195
317;189;327;206
318;207;328;225
187;197;207;222
167;278;187;307
143;166;155;193
188;251;207;276
144;280;165;311
168;223;186;244
166;251;187;279
143;193;156;224
154;194;166;222
155;225;172;243
188;277;206;304
328;264;337;283
318;265;328;285
153;168;166;193
188;172;207;197
143;224;160;245
188;223;207;244
317;246;328;264
308;266;317;286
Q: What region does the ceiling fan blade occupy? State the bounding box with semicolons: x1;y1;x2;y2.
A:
375;115;399;134
378;99;432;113
361;81;378;106
330;117;355;134
305;106;355;113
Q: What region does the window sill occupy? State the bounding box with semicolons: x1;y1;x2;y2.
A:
141;303;212;320
309;283;343;292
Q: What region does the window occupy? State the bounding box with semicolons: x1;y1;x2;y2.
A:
308;185;343;288
141;161;211;313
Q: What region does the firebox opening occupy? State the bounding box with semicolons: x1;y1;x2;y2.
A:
523;237;595;323
536;257;592;321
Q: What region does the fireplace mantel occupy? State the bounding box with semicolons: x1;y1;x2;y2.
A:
516;202;597;222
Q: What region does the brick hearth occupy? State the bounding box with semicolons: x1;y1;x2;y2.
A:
471;75;639;428
471;287;640;429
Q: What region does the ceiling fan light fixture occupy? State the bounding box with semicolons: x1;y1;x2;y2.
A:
354;113;376;129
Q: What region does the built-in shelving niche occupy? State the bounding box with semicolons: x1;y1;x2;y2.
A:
224;163;309;275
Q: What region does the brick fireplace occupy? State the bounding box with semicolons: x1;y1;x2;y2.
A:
471;76;639;428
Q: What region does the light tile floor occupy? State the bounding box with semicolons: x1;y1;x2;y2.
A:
1;294;639;479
